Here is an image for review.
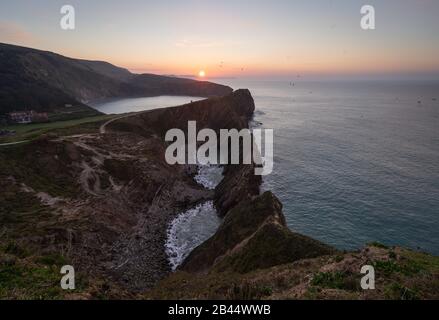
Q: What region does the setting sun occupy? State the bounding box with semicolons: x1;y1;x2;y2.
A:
198;70;206;78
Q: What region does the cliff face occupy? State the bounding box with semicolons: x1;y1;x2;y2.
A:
1;88;438;300
109;89;263;221
0;90;258;294
140;91;438;301
181;192;335;273
0;43;233;115
214;164;261;217
174;90;335;274
109;89;255;137
128;73;234;99
84;89;333;284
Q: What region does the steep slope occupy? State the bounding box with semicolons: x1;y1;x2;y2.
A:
147;244;439;300
1;88;438;300
107;89;255;137
0;90;256;294
127;73;235;99
0;43;233;116
75;59;133;81
0;43;122;114
181;192;335;274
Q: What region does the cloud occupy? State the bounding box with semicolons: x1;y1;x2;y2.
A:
0;22;36;45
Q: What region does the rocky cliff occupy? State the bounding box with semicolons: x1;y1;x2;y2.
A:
0;89;260;294
1;89;437;300
108;88;255;137
181;192;335;273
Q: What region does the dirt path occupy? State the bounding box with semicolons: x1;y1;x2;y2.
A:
0;114;130;147
99;108;165;134
2;106;163;148
100;112;144;134
0;112;141;147
0;140;30;147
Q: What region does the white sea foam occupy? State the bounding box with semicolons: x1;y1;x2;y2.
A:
165;165;224;270
194;164;224;190
165;201;221;271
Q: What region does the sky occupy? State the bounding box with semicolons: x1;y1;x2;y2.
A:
1;0;439;79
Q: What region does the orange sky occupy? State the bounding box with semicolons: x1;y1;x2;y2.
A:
1;0;439;79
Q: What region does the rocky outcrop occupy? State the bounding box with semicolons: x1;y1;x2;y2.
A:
214;164;261;217
109;89;262;219
1;86;335;297
160;89;334;274
181;192;335;273
134;88;336;274
146;244;439;300
128;73;233;99
0;89;258;292
0;129;213;290
109;89;255;137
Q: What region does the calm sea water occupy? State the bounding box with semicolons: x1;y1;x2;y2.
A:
92;80;439;255
220;79;439;254
90;95;204;114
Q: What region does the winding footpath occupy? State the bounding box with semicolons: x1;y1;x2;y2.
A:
0;111;148;148
100;110;154;134
0;140;30;147
99;114;134;134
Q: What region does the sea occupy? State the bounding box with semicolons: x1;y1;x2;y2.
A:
92;79;439;266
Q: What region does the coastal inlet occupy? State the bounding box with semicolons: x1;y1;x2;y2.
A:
165;165;224;270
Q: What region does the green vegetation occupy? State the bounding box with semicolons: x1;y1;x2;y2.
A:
388;250;397;259
398;249;439;274
311;271;360;291
226;283;273;300
0;184;50;227
36;254;68;267
0;146;78;198
214;222;333;274
0;114;116;144
147;246;439;300
0;263;65;300
367;242;389;249
0;240;134;300
384;283;419;300
0;242;69;300
373;259;421;277
369;248;439;300
144;270;278;300
311;272;346;289
4;241;31;259
184;192;334;274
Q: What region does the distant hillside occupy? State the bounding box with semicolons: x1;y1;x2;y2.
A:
0;43;233;116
